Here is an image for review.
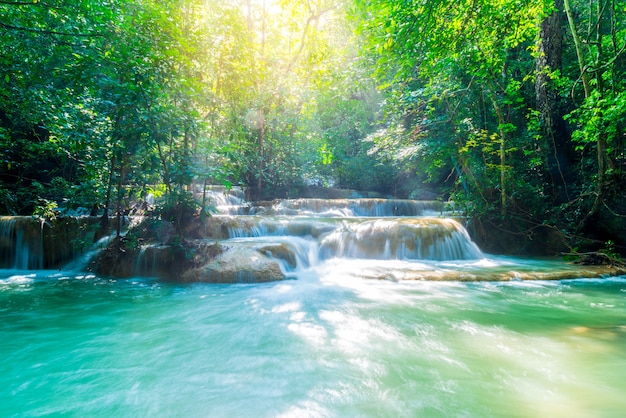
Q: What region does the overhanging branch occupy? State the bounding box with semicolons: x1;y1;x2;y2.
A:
0;1;39;4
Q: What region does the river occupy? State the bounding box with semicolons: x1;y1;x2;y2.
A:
2;267;625;417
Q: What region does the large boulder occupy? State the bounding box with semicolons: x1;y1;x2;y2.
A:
180;243;287;283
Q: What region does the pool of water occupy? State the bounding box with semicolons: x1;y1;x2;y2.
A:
2;268;626;417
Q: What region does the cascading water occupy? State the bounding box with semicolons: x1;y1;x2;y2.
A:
1;193;621;282
317;218;482;261
0;191;476;280
254;197;453;217
202;185;250;215
0;217;44;270
210;194;486;282
0;215;123;272
189;194;626;282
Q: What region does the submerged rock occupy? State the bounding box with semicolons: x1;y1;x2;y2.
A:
354;263;626;282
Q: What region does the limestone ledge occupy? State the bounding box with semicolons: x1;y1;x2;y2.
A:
357;264;626;282
92;238;293;283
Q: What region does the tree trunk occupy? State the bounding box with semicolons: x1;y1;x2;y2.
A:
565;0;616;228
536;0;570;200
257;121;264;195
100;154;116;229
593;0;615;181
115;154;127;242
563;0;591;98
489;91;507;216
156;141;172;195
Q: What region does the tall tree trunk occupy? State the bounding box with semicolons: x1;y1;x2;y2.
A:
115;154;127;244
488;90;508;216
583;0;616;223
563;0;591;98
101;154;116;229
156;141;172;195
536;0;570;200
592;0;615;180
257;120;264;195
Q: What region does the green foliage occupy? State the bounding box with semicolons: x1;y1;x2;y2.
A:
600;240;621;260
155;189;198;237
567;90;626;157
347;0;626;252
121;230;141;252
1;0;624;254
0;185;15;214
32;198;57;221
318;143;333;166
563;247;580;262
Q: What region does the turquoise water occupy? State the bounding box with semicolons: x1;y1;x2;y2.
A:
2;269;626;417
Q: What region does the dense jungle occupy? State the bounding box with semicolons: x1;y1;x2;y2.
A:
1;0;625;257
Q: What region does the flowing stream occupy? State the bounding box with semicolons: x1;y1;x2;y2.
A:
2;271;625;417
1;192;625;417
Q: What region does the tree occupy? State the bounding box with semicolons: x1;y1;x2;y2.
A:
562;0;626;229
352;0;626;252
353;0;550;212
535;0;572;200
0;0;118;214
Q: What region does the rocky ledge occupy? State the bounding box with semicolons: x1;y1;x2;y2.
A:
89;217;626;283
91;237;295;283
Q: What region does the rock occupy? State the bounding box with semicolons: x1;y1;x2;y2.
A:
180;244;286;283
257;243;297;269
155;221;175;244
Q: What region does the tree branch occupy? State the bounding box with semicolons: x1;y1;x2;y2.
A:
287;4;337;71
0;1;39;4
0;20;104;37
563;251;626;267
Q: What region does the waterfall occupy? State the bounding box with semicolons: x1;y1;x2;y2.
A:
317;218;482;261
202;186;250;215
210;195;482;271
0;217;45;270
0;216;115;271
259;198;449;217
219;216;482;263
135;245;163;277
1;193;483;276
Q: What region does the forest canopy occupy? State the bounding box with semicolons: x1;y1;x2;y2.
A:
1;0;625;254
